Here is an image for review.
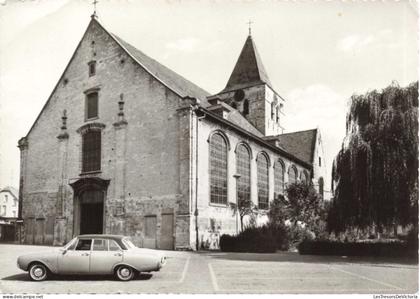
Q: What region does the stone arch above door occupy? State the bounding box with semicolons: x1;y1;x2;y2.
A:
69;177;110;235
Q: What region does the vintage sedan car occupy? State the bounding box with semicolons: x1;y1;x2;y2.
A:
17;234;166;281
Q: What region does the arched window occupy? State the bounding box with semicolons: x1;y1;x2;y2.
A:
271;102;275;120
88;60;96;77
236;144;251;206
288;165;298;186
209;133;228;204
257;152;269;209
318;177;324;199
82;130;101;173
300;171;310;185
274;160;285;197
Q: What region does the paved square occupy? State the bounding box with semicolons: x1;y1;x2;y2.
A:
0;244;417;294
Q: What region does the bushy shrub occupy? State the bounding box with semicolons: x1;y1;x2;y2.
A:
403;226;419;250
298;240;418;257
288;224;315;248
219;234;235;252
220;225;279;253
269;223;290;251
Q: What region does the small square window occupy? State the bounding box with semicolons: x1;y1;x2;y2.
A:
86;92;98;120
88;61;96;77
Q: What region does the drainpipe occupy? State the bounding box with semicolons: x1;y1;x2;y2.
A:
193;106;205;251
233;174;241;234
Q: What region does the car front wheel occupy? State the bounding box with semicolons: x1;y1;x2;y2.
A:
115;265;135;281
29;263;48;281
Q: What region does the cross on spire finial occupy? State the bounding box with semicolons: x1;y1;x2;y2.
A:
92;0;98;18
247;20;253;36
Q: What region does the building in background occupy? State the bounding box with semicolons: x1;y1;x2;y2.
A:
0;186;19;242
18;16;327;249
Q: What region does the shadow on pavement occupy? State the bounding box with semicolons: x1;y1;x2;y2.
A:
201;251;418;268
2;273;153;281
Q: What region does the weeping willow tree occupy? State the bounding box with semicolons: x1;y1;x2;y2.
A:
328;81;418;235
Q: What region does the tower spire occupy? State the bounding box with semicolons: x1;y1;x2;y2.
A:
221;32;272;92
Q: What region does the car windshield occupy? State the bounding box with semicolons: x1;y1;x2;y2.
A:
122;237;136;249
64;237;77;250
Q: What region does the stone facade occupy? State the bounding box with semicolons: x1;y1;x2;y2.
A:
19;18;193;249
19;17;326;250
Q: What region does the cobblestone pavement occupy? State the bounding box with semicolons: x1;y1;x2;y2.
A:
0;244;417;294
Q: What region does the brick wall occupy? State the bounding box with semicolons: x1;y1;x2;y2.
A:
20;19;192;248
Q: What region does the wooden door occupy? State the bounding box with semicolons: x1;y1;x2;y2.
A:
25;218;35;244
79;189;104;235
80;202;103;234
160;214;174;250
35;218;45;244
143;216;157;249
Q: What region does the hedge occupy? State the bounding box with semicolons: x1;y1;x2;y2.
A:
298;240;418;257
220;225;289;253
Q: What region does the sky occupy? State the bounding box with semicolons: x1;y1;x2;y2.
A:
0;0;418;191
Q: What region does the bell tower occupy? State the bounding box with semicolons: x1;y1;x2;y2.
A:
207;33;284;136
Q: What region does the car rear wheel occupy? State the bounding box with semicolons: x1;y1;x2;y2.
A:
29;263;48;281
115;265;135;281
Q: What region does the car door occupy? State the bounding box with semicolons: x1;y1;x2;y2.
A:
89;239;123;274
58;238;92;274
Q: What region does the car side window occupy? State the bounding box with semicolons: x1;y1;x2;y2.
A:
108;240;121;251
75;239;92;251
93;239;108;251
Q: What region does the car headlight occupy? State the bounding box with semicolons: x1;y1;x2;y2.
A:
161;256;166;265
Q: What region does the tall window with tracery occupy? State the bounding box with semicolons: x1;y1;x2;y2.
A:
257;153;269;209
300;171;309;185
82;130;101;173
209;133;228;204
236;144;251;206
288;165;298;185
274;161;285;197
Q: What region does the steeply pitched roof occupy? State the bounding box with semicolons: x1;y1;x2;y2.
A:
221;35;273;93
200;108;312;168
225;109;264;137
0;186;18;199
274;129;318;164
110;33;210;105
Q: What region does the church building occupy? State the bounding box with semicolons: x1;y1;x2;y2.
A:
18;15;326;250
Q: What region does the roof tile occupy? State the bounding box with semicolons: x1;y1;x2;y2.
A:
275;129;318;164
